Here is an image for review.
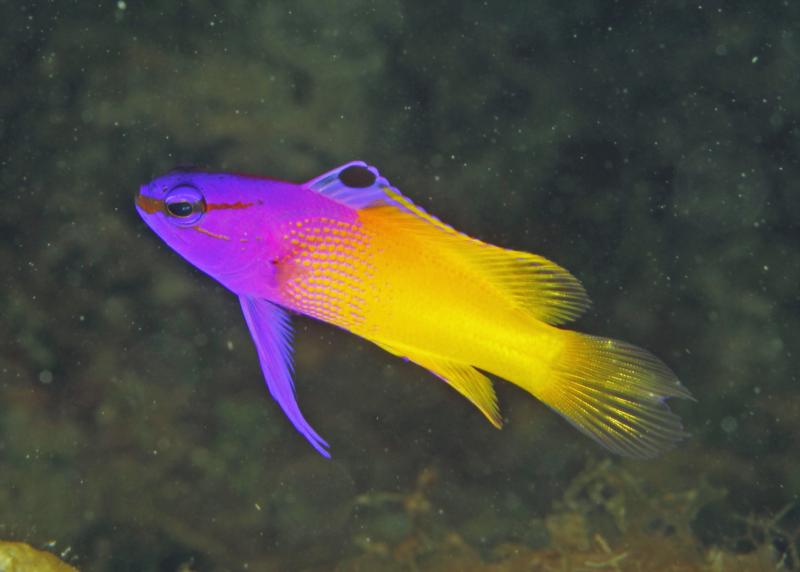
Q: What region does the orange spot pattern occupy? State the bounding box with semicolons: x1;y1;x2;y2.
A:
280;217;376;332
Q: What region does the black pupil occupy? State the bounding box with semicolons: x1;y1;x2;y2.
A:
167;201;194;217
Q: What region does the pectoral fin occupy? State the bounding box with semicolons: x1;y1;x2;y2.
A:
239;295;329;457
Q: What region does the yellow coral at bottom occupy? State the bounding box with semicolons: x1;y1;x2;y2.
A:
0;541;78;572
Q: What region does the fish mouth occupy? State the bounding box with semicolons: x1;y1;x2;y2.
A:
135;190;164;214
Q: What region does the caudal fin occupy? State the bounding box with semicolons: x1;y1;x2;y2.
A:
531;333;692;458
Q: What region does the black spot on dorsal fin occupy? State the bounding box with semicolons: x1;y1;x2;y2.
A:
338;165;377;188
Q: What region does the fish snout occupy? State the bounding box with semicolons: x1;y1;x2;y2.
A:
135;187;163;215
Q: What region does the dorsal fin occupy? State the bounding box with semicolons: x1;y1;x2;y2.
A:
365;205;590;325
304;161;461;233
306;162;590;325
305;161;401;210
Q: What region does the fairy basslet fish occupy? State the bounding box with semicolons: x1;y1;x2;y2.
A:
136;162;692;458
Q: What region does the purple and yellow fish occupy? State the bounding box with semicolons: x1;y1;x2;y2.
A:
136;162;691;458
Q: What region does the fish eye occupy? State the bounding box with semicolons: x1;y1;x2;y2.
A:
167;201;194;217
164;185;206;225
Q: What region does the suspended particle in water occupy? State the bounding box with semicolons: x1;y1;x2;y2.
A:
720;416;738;434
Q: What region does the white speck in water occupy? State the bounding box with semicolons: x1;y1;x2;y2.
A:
38;370;53;384
116;0;126;10
226;340;234;350
721;416;738;434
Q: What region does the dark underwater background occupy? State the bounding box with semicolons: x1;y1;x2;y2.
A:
2;1;799;570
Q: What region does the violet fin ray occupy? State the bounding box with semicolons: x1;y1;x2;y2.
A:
239;295;330;457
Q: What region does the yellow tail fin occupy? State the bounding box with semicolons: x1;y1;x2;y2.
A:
530;333;692;458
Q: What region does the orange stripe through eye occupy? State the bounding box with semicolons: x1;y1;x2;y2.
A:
135;194;164;214
206;201;260;211
137;196;260;214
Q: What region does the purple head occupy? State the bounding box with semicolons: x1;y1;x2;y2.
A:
135;170;297;295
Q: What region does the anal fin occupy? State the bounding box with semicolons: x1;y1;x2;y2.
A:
374;341;502;429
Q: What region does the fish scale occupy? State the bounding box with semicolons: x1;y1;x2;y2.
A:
280;217;374;331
